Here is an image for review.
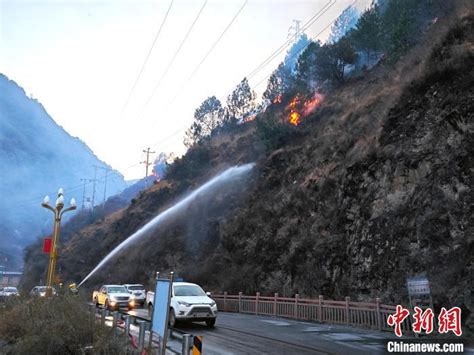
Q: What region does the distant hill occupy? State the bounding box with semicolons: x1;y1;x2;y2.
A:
0;74;127;268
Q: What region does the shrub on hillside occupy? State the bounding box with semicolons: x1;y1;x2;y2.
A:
0;295;128;354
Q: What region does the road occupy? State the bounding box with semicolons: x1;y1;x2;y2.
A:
126;308;394;354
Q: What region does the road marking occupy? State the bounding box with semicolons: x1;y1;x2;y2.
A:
324;333;364;341
303;326;326;332
260;320;291;326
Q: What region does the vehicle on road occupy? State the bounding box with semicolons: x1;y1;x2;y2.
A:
92;284;133;310
30;286;56;297
146;282;217;327
123;283;146;307
0;286;19;297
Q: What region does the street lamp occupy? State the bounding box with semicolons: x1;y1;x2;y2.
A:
41;188;77;296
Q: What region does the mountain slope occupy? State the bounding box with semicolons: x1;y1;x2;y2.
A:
0;74;127;267
21;5;473;332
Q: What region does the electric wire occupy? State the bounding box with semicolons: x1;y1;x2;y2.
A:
251;0;358;90
247;0;335;80
119;0;174;116
139;0;208;117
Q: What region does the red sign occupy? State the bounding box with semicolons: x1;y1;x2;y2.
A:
42;238;52;253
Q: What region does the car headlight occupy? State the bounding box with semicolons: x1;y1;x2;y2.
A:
210;301;216;307
177;301;191;307
110;296;117;301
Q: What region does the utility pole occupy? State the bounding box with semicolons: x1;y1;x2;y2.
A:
80;179;87;210
141;148;155;187
91;166;98;208
93;165;113;203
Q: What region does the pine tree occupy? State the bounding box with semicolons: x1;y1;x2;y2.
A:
226;78;257;122
183;96;224;148
351;5;382;65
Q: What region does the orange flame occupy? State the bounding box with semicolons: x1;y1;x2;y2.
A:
289;111;300;126
286;93;323;126
302;93;323;116
243;113;257;122
273;94;282;104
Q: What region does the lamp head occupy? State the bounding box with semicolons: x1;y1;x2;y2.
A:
70;198;77;208
43;195;50;205
56;195;64;208
58;187;64;197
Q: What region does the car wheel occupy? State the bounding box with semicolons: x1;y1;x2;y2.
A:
205;318;216;328
148;303;153;317
169;309;177;327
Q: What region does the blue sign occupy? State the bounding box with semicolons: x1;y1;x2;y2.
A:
151;279;171;338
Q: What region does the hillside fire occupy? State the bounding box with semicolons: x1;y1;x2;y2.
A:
286;93;323;126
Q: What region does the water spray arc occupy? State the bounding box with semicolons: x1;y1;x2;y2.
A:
77;163;255;287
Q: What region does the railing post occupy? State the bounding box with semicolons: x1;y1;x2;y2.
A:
255;292;260;315
124;315;130;338
294;294;299;319
345;296;350;325
137;320;146;352
376;298;381;331
182;334;192;355
224;291;228;312
318;295;323;322
238;292;242;313
273;293;278;317
112;311;119;332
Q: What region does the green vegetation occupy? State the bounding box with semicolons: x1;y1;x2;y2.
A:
0;295;128;354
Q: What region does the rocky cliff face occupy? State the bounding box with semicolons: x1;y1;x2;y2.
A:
217;15;473;321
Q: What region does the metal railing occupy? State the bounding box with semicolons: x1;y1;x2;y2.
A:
88;305;195;354
213;292;411;333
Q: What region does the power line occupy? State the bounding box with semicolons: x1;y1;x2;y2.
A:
148;0;248;130
187;0;248;84
140;0;208;117
247;0;335;80
251;0;358;91
120;0;174;116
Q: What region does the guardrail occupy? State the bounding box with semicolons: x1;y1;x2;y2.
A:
213;292;411;334
88;305;195;354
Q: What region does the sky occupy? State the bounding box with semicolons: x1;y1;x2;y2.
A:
1;0;370;180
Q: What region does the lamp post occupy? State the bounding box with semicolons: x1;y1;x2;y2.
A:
41;188;77;296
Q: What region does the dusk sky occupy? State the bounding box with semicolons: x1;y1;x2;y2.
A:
1;0;370;180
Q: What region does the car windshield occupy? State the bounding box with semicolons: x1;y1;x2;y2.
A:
5;287;17;292
174;285;206;297
38;287;47;292
128;285;144;291
108;286;127;293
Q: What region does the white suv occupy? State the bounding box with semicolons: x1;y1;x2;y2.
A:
146;282;217;327
123;284;146;307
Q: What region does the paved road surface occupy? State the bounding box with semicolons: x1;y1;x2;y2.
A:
127;308;394;354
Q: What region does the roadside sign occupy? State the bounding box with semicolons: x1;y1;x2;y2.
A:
151;279;171;337
42;238;52;253
407;276;431;296
151;272;174;354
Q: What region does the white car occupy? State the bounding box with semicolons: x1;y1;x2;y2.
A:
93;285;132;310
30;286;56;297
123;284;146;307
146;282;217;327
0;286;19;297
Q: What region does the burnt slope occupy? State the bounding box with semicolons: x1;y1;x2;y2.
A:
217;14;473;317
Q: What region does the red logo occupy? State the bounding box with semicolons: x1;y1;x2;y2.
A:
438;307;462;336
387;306;462;337
412;306;434;334
387;305;410;337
